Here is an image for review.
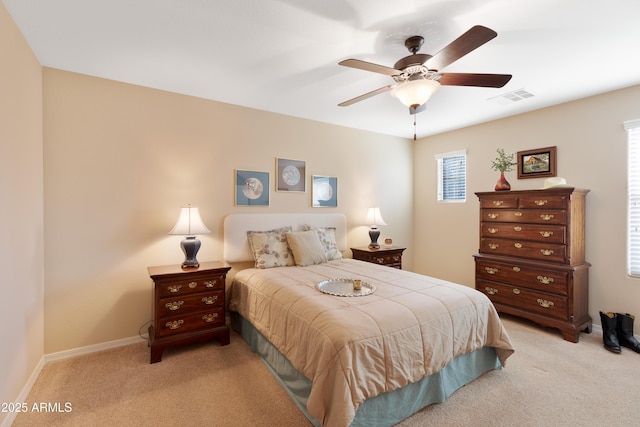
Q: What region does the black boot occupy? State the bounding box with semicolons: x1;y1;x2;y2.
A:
600;311;621;353
616;313;640;353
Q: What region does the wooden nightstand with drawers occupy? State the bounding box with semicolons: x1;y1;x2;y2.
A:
147;261;231;363
351;247;406;269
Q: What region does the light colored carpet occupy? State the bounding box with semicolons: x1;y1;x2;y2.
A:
12;315;640;426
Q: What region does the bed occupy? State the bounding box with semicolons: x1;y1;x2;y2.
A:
224;213;514;427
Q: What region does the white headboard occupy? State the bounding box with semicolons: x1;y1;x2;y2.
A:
223;213;347;263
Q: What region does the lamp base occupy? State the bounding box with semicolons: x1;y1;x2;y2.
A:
368;227;381;249
180;236;201;268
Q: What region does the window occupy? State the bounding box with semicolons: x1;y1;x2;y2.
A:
624;119;640;277
435;150;466;202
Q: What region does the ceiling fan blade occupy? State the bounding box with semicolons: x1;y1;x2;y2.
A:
339;59;401;77
338;85;394;107
438;73;512;88
426;25;498;71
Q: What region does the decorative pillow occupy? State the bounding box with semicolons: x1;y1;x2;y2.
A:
247;226;295;269
286;230;328;266
304;225;343;260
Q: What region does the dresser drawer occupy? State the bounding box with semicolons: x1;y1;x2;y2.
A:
477;279;568;320
351;247;405;269
519;195;567;209
480;196;519;209
476;259;568;295
155;307;225;337
158;290;224;318
481;238;566;263
158;275;225;298
481;209;566;225
481;222;566;244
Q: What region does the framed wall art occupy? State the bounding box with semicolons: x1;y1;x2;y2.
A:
312;175;337;207
517;146;557;179
276;158;306;192
235;169;269;206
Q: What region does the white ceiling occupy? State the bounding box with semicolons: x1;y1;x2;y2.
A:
5;0;640;139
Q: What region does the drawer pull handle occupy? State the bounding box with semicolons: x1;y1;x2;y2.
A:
488;243;499;250
392;256;400;261
513;288;521;295
514;242;523;249
485;287;498;295
540;214;554;221
540;231;554;238
202;296;218;305
512;266;521;272
537;299;555;308
168;285;182;293
204;280;217;288
488;213;499;219
487;227;498;234
165;301;184;311
485;267;498;275
513;226;522;232
540;249;554;256
165;320;184;330
188;281;198;288
537;276;555;285
202;313;219;323
492;200;504;206
514;212;523;217
535;200;548;206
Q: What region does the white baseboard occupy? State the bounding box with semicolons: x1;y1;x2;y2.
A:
0;334;148;427
1;356;45;427
45;334;148;363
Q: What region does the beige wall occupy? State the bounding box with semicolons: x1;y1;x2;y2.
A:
0;2;44;422
415;84;640;320
42;68;414;353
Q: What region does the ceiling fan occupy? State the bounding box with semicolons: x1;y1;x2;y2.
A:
338;25;512;115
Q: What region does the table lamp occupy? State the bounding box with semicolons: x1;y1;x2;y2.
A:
169;205;211;268
365;207;387;249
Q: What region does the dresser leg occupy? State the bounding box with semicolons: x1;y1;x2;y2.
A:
219;329;230;346
150;345;164;364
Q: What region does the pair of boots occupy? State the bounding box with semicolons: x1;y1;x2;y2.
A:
600;311;640;354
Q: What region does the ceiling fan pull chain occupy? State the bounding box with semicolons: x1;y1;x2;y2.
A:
413;114;417;141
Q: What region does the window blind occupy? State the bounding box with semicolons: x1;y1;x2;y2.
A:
435;150;466;202
442;155;466;201
624;119;640;277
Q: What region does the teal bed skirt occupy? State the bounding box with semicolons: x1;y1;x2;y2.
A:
231;312;502;426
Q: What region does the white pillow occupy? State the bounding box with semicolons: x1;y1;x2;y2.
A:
247;226;295;269
304;225;343;261
286;230;328;266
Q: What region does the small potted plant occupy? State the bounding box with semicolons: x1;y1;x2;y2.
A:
490;148;516;191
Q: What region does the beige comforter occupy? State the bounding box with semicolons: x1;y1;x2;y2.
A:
229;259;514;427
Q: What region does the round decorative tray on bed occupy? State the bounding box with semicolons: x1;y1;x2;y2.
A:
315;278;376;297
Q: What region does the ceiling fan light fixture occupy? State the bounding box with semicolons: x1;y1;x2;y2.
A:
391;79;440;108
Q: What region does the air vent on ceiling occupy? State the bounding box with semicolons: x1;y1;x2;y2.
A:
488;88;534;105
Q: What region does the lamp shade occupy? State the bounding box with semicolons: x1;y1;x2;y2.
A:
390;79;440;108
365;207;387;227
169;205;211;236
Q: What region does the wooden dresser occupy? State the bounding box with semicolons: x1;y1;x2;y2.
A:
148;261;231;363
473;188;591;342
351;247;406;269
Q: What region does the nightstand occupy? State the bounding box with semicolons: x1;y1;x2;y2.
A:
147;260;231;363
351;247;406;269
